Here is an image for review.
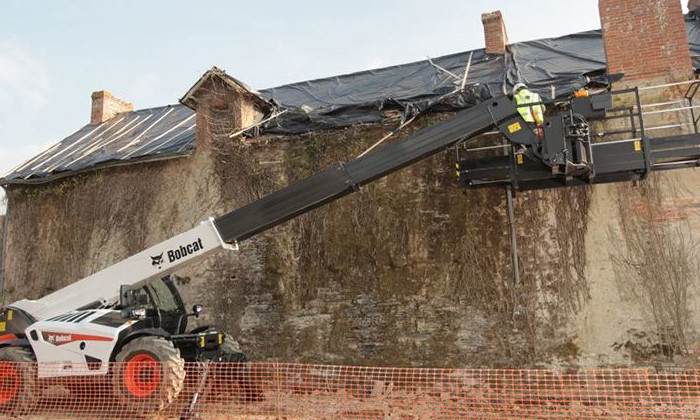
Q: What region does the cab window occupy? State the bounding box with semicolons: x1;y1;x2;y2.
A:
148;278;182;313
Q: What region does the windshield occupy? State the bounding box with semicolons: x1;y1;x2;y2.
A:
148;277;184;313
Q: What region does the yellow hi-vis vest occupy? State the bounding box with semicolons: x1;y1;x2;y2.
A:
514;89;545;125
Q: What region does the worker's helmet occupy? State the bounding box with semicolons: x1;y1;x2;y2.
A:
512;82;527;95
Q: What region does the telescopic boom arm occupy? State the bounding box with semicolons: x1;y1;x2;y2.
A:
9;96;536;320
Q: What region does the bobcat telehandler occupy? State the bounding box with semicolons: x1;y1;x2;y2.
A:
0;88;698;415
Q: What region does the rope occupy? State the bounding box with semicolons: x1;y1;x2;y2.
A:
357;52;475;159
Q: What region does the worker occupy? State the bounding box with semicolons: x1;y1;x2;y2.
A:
513;82;545;138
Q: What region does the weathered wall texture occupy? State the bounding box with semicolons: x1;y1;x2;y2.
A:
2;148;220;304
574;171;700;368
202;118;591;367
2;101;593;368
572;85;700;368
4;89;700;369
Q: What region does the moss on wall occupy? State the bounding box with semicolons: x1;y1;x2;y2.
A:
208;113;590;367
2;109;592;368
2;147;220;307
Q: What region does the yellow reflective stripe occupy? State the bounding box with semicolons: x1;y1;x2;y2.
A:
515;90;544;124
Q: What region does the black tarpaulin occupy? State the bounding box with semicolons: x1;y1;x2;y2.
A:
507;30;607;96
258;30;610;135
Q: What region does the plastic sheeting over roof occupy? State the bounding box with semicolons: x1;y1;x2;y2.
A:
3;105;195;183
261;30;608;134
4;18;700;185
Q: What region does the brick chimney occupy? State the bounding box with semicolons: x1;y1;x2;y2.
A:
599;0;693;83
180;67;272;151
90;90;133;125
481;11;508;55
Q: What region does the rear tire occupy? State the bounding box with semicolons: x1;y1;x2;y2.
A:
112;336;185;414
0;347;37;416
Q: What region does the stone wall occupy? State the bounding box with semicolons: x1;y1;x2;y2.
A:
572;84;700;369
3;81;700;370
1;109;595;368
2;148;220;306
573;171;700;368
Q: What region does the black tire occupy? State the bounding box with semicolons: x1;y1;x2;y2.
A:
215;334;263;402
0;346;37;416
112;336;185;414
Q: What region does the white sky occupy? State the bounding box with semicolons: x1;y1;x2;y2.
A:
0;1;690;213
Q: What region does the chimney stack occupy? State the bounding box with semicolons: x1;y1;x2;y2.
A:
90;90;133;125
481;11;508;55
599;0;693;83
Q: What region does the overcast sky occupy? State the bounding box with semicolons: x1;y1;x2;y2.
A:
0;1;690;212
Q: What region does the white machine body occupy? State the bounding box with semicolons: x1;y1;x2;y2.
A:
26;309;131;378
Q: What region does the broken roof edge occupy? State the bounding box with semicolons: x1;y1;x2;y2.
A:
180;66;273;112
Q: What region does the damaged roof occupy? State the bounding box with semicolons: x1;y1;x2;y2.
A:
3;20;700;185
2;105;196;184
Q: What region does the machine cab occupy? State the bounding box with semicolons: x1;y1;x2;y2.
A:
120;276;189;335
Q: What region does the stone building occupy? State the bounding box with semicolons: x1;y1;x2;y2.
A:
1;0;700;368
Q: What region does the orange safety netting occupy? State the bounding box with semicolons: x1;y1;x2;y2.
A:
0;363;698;419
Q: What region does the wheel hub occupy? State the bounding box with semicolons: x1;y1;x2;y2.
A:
0;362;19;404
124;354;161;397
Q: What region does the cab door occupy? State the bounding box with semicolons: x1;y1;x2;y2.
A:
146;277;188;334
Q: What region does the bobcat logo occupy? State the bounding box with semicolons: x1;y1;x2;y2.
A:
151;253;164;269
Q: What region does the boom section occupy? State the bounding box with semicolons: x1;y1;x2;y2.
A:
214;96;530;243
11;219;234;320
9;95;530;320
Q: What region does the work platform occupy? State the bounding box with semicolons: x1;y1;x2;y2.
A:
458;85;700;191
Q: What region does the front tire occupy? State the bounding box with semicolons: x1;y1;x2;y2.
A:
0;347;37;416
112;336;185;414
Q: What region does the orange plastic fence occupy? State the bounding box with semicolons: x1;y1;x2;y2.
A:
0;363;698;419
